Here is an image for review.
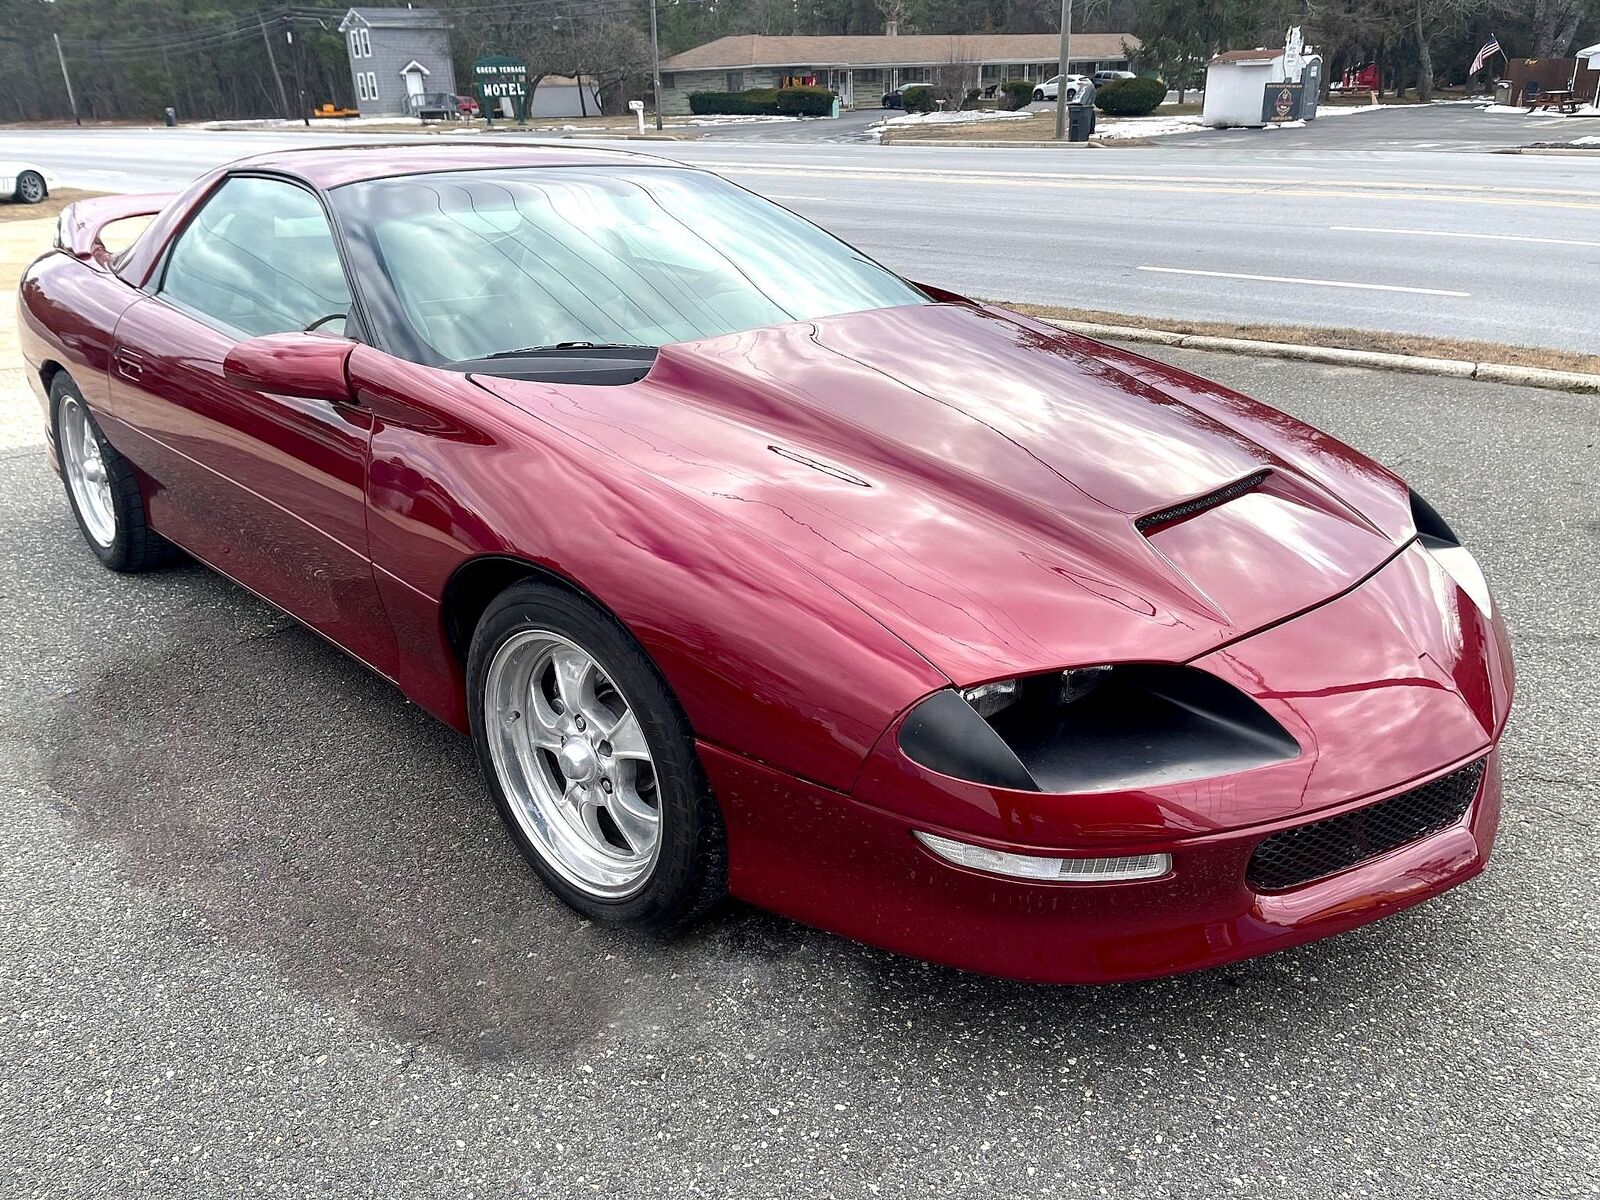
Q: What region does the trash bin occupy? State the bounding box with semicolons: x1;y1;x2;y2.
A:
830;97;842;118
1067;100;1094;141
163;106;177;127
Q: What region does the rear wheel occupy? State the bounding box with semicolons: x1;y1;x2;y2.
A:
467;580;726;929
15;170;46;203
52;372;176;572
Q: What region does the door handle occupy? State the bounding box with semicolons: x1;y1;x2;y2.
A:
114;349;145;380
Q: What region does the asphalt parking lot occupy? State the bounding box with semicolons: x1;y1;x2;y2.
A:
1160;99;1595;152
1;344;1595;1198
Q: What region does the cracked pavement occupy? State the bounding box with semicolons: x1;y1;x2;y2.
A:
0;348;1596;1198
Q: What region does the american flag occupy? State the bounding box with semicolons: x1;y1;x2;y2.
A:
1470;36;1502;76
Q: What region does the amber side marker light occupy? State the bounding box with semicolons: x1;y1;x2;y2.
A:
913;831;1171;883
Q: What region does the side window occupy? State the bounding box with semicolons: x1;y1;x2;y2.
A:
160;176;351;339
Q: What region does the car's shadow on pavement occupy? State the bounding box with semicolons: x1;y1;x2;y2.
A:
25;533;1483;1071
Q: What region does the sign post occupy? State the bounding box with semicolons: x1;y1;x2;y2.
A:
473;55;528;127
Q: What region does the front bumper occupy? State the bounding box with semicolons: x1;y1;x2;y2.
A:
708;542;1514;984
707;743;1501;984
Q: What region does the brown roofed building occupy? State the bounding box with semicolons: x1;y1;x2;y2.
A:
657;32;1139;112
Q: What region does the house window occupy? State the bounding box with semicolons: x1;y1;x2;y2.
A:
725;71;744;92
660;73;675;90
356;71;378;102
366;71;378;100
348;27;371;58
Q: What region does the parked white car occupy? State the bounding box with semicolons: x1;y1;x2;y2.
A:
2;161;58;204
1032;75;1093;103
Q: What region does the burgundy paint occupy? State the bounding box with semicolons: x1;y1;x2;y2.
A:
15;147;1515;984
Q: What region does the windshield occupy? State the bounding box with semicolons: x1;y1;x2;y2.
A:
332;165;929;365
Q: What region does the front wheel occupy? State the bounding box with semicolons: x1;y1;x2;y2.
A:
15;170;46;203
1033;89;1045;102
467;580;727;929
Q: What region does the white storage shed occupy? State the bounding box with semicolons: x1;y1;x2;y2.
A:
1202;49;1282;127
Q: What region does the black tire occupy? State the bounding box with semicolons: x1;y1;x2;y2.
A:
15;170;46;203
50;372;178;572
466;579;727;930
1033;89;1045;102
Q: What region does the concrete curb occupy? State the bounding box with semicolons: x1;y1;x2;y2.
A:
1042;319;1600;394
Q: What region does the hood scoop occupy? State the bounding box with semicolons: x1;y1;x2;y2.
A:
1136;470;1271;535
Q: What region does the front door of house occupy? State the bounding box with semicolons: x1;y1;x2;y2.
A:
404;67;425;100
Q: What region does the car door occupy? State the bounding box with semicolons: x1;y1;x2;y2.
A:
106;173;398;677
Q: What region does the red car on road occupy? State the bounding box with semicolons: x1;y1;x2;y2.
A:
18;146;1513;983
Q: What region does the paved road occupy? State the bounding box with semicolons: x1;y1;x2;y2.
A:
1;348;1594;1198
4;115;1600;353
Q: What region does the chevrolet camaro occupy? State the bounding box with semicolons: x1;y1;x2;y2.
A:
17;146;1514;983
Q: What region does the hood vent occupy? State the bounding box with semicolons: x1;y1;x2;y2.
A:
1136;469;1270;534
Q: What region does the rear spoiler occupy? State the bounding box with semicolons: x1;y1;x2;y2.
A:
55;192;174;265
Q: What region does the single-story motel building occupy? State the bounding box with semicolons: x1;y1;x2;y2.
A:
658;32;1138;113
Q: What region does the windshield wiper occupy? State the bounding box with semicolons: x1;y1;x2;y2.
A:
476;341;655;361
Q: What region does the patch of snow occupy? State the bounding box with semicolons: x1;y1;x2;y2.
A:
1478;103;1535;114
1261;119;1308;131
678;115;804;125
1571;134;1600;144
1316;102;1385;117
1094;115;1206;140
878;109;1034;127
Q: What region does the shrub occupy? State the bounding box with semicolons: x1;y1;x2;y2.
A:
900;85;936;113
998;80;1034;111
1094;76;1166;117
965;88;981;102
687;88;781;115
775;85;834;116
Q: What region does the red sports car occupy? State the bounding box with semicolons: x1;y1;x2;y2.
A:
18;146;1513;983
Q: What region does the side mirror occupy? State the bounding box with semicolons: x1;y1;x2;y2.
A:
223;332;355;403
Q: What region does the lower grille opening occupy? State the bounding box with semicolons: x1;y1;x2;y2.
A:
1247;758;1485;893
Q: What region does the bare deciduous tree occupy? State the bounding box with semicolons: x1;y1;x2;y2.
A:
931;39;978;109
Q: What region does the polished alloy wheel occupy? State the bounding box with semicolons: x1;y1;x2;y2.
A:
484;629;662;898
17;171;45;203
59;395;116;547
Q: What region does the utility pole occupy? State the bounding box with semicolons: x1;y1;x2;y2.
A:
287;26;309;125
260;14;292;119
648;0;663;131
53;33;82;126
1052;0;1072;141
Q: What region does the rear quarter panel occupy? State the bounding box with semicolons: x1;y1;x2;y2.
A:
17;250;144;441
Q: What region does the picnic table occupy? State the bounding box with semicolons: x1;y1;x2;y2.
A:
1527;89;1581;114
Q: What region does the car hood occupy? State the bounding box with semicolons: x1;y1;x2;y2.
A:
473;302;1416;685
